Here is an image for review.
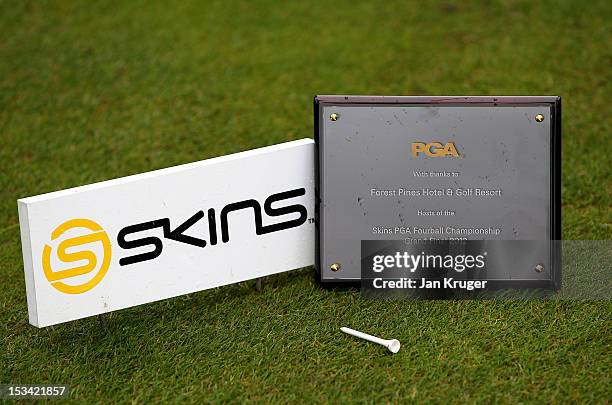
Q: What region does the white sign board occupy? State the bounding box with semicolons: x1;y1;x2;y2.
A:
18;139;315;327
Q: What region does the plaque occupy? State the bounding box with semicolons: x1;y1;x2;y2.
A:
314;96;561;290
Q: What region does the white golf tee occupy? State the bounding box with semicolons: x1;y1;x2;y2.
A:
340;327;401;354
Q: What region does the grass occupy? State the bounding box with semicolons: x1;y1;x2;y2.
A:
1;0;610;403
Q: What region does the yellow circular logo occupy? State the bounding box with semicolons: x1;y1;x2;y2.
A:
42;219;112;294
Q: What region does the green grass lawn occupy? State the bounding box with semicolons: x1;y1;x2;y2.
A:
1;0;610;403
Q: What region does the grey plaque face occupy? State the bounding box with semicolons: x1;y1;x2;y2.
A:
315;96;561;288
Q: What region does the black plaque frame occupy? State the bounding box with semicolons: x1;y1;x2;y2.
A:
314;96;561;290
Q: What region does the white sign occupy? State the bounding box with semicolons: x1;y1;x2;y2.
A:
18;139;315;327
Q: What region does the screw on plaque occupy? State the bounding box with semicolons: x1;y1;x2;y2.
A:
330;263;341;272
535;114;545;122
330;113;340;121
534;264;544;273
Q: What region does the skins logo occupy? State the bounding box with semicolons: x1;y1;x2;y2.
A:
117;187;308;266
412;142;461;158
42;188;308;294
42;218;112;294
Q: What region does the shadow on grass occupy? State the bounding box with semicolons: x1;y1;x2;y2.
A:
22;267;322;356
